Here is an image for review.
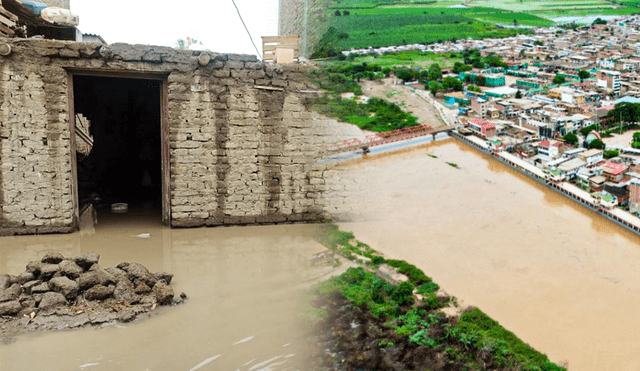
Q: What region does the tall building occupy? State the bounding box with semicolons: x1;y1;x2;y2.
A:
596;70;621;95
629;179;640;213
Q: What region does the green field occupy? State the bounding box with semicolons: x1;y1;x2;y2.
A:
349;50;462;68
327;13;530;51
312;0;638;57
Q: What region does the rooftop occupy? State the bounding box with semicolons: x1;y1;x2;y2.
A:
602;161;628;175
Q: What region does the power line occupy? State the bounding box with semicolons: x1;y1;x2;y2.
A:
230;0;263;62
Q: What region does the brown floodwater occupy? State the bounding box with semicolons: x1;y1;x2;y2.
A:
337;138;640;371
0;209;342;371
3;138;640;371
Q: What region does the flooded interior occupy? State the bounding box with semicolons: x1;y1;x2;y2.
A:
2;138;640;370
73;75;163;213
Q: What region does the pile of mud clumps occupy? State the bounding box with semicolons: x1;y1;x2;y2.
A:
0;251;186;343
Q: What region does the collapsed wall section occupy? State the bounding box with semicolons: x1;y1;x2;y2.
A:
0;37;348;235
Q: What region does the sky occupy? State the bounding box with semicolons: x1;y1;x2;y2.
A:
72;0;279;57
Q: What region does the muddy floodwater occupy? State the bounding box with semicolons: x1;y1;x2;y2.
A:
0;210;340;371
3;138;640;371
338;139;640;371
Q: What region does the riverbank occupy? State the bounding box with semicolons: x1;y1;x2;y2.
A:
305;223;566;370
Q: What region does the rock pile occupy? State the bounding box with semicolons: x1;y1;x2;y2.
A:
0;252;184;320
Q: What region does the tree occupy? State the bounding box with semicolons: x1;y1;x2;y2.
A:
334;10;341;16
429;81;443;96
563;133;579;146
428;63;442;81
452;61;472;74
578;70;591;81
553;75;566;84
395;67;415;82
589;139;606;149
607;102;640;123
533;40;544;46
604;149;619;159
474;75;486;86
343;10;350;16
472;59;484;69
593;18;607;25
468;85;482;93
515;90;522;99
442;76;463;91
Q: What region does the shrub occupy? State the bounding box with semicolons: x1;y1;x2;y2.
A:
456;308;565;370
385;259;432;285
604;149;619;159
417;282;440;295
562;133;578;146
392;281;415;305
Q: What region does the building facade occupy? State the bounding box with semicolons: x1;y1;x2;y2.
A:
0;38;344;235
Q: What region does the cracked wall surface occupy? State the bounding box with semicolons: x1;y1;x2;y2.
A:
0;38;350;235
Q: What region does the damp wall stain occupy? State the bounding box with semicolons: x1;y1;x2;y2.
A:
214;87;230;224
257;90;286;216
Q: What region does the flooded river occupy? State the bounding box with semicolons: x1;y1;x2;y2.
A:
338;138;640;371
2;138;640;370
0;210;339;371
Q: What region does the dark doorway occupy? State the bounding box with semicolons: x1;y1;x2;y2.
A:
72;75;164;220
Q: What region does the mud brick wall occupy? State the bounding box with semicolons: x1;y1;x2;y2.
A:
0;37;347;235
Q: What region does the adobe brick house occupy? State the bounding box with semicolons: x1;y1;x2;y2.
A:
0;37;340;235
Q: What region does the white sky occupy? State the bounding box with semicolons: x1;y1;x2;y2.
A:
71;0;279;57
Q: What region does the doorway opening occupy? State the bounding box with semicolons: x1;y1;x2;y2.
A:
70;74;168;226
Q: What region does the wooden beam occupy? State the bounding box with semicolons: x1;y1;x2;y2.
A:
254;85;284;91
263;43;300;52
261;35;299;43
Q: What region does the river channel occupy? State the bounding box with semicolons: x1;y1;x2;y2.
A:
1;138;639;370
338;138;640;371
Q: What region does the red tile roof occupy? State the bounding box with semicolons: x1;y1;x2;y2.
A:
603;161;628;175
539;140;550;147
469;119;486;125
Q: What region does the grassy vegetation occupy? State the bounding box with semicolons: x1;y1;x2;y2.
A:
311;221;567;371
349;50;462;68
308;63;421;132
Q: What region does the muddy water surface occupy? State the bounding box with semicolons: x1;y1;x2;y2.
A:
339;139;640;371
0;210;338;371
4;138;640;371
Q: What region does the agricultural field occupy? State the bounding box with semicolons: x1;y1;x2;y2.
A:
350;50;462;68
327;13;530;50
312;0;638;56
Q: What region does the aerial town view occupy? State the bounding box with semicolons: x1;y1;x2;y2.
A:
2;0;640;370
